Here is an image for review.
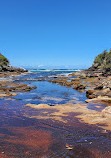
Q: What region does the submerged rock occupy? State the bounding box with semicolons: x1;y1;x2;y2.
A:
0;80;37;98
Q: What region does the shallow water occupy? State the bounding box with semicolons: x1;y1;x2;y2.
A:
13;81;87;105
0;70;111;158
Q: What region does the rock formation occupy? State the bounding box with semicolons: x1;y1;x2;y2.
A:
86;49;111;76
0;53;27;72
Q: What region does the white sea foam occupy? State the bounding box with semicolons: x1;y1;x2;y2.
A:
29;69;81;72
0;77;13;81
57;73;71;77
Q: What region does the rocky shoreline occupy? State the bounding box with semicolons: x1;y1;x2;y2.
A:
0;62;111;104
0;67;37;98
0;65;28;77
49;70;111;104
0;66;110;104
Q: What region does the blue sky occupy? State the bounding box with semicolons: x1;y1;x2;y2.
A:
0;0;111;69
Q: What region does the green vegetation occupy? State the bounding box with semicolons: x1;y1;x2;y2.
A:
93;49;111;70
0;53;9;66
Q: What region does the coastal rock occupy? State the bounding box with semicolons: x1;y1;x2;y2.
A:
94;84;103;90
0;92;18;98
0;93;9;97
0;81;37;93
85;96;111;103
71;78;81;81
49;78;85;90
85;50;111;76
102;107;111;114
106;91;111;97
86;90;96;99
73;84;86;90
0;65;28;72
69;72;87;78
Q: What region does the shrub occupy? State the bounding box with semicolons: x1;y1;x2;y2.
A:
93;50;111;70
0;53;9;66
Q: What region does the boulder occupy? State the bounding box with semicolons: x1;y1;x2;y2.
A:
106;91;111;97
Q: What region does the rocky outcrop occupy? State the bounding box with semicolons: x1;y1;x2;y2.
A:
49;77;86;91
0;81;37;98
86;76;111;99
0;53;28;73
67;50;111;103
68;72;111;103
85;50;111;77
0;65;28;72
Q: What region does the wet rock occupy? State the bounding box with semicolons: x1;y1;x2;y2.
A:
11;93;18;96
94;84;103;90
0;92;18;98
73;84;86;90
86;90;95;95
102;106;111;113
86;86;111;99
0;93;9;97
85;96;111;103
0;81;37;93
37;78;45;81
86;90;96;99
49;78;84;89
0;65;28;73
106;91;111;97
93;91;106;97
49;104;55;106
71;78;81;81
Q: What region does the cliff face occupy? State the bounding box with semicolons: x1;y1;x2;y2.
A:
88;50;111;76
